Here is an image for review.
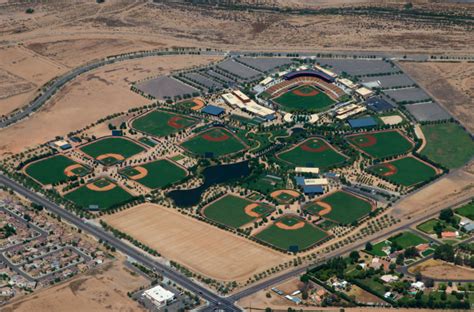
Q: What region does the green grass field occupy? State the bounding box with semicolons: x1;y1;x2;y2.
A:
138;137;157;147
25;155;89;185
64;179;133;210
243;173;286;195
255;216;328;251
80;137;145;162
347;130;413;159
420;122;474;169
278;138;346;168
416;219;440;234
203;195;274;228
120;159;187;189
389;231;427;249
273;85;335;113
369;156;437;186
456;201;474;220
181;128;247;157
132;110;197;137
304;191;373;225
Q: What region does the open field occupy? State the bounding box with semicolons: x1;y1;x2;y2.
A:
346;130;414;159
369;156;438;187
102;204;289;282
409;258;474;281
80;137;145;165
304;191;373;225
131;110;197;137
120;159;187;189
278;137;346;168
389;231;427;249
255;215;328;251
2;258;147;312
420;122;474;169
203;195;274;228
181;127;247;157
399;61;474;133
273;85;335;112
24;155;89;185
64;179;133;210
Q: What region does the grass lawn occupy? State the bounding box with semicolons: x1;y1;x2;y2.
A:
132;110;197;137
80;137;145;160
456;201;474;220
355;277;387;297
25;155;89;185
417;219;439;234
243;173;286;195
346;130;413;159
64;179;133;210
369;240;391;257
278;138;346;168
420;122;474;169
181;127;247;157
369;156;438;186
389;231;427;249
304;191;373;225
273;85;335;113
120;159;187;189
138;137;157;147
255;216;328;251
203;195;274;228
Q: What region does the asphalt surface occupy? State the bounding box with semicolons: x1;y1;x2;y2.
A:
0;174;239;312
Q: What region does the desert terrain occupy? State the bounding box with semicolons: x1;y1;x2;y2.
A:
2;257;148;312
409;258;474;281
102;203;290;282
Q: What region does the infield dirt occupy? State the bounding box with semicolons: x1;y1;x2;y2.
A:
102;203;290;282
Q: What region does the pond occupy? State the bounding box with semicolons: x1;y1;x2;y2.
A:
167;161;250;207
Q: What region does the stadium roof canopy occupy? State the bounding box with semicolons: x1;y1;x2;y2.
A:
303;185;324;195
365;97;394;112
284;69;335;83
348;116;378;129
201;105;225;116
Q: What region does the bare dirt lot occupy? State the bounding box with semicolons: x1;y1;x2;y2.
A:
0;54;222;155
399;61;474;133
102;204;290;282
2;258;147;312
409;258;474;281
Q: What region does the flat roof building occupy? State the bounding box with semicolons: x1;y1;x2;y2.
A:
365;97;394;112
295;167;320;174
348;116;377;129
201;105;225;116
143;285;175;308
337;78;358;90
303;185;324;195
304;178;329;186
232;89;251;103
355;87;374;99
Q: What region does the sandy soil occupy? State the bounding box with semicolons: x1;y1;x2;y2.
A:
0;54;222;155
399;61;474;133
409;258;474;281
102;203;290;282
2;257;147;312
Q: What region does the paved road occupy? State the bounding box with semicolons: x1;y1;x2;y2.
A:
0;174;239;312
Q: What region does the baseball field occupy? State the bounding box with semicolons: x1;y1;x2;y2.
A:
202;195;274;228
181;127;247;157
25;155;90;185
64;178;133;210
420;122;474;169
278;137;346;168
270;190;300;204
304;191;373;225
80;137;146;165
346;130;414;159
255;215;328;251
273;85;335;112
369;156;438;186
131;110;197;137
119;159;187;189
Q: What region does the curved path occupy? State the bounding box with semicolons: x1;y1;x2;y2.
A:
0;48;224;129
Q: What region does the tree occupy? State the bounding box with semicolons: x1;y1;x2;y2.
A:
25;8;34;14
365;242;373;251
439;208;454;223
349;251;360;263
404;247;419;259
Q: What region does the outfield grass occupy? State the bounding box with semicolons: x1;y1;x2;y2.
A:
25;155;88;185
273;85;335;113
64;180;133;210
347;130;413;159
181;128;247;157
132;110;197;137
80;137;145;160
389;231;427;249
456;201;474;220
305;191;373;225
421;122;474;169
278;138;346;168
120;159;187;189
369;156;437;186
255;216;328;251
203;195;273;228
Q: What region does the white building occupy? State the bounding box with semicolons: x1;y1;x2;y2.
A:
314;65;337;78
143;285;175;308
304;178;329;186
355;87;374;99
380;274;399;283
259;77;273;86
295;167;320;174
411;281;425;291
337;78;358;90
